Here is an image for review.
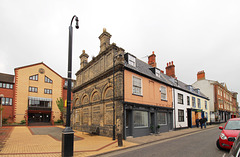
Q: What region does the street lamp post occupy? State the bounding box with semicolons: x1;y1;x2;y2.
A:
62;15;79;157
0;94;4;127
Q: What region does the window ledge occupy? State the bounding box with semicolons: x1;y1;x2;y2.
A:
132;93;143;97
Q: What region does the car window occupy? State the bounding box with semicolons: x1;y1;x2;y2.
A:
225;121;240;130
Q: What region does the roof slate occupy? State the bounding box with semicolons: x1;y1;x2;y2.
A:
0;73;15;83
124;53;208;99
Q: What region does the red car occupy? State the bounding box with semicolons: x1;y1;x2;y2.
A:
217;118;240;150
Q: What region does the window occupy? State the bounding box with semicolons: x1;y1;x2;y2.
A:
132;76;142;95
161;86;167;101
192;97;196;107
178;93;183;104
29;74;38;81
28;97;52;108
178;109;184;122
157;112;167;125
155;69;160;77
133;111;148;128
44;89;52;94
29;86;38;93
45;76;53;83
0;83;13;89
128;55;136;67
187;96;190;105
1;97;13;106
205;101;207;109
198;98;201;108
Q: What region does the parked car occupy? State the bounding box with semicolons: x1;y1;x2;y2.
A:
223;133;240;157
217;118;240;150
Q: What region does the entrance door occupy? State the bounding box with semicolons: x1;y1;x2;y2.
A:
150;112;155;133
187;109;192;128
28;112;51;125
126;110;132;136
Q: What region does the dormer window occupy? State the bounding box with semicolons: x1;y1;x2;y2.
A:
128;54;136;67
155;68;160;77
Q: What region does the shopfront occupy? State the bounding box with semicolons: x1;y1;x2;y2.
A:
124;103;173;138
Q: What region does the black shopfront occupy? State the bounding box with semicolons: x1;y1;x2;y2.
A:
124;102;173;139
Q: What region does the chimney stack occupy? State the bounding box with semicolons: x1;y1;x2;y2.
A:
148;51;156;67
197;70;205;80
80;50;89;69
99;28;112;54
165;61;175;78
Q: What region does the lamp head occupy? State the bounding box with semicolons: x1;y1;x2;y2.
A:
75;17;79;29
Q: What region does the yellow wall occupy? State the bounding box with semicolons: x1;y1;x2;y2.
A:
14;63;63;123
190;95;210;122
124;70;172;108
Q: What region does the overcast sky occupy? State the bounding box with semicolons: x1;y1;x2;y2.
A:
1;0;240;102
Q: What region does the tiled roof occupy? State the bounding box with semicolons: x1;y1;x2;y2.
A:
0;73;14;83
124;57;170;85
124;53;208;99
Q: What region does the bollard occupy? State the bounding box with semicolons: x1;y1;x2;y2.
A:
117;133;123;147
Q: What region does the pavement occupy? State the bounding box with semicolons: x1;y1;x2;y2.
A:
0;123;224;157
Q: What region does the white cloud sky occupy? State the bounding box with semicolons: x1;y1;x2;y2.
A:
0;0;239;101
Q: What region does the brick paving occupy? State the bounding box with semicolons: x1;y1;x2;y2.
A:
0;127;13;152
0;126;136;157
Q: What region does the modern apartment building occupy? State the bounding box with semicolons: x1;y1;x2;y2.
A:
0;62;73;125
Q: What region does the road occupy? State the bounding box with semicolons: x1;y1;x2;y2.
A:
98;127;229;157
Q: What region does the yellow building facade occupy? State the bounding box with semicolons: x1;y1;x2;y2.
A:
190;94;210;126
14;62;63;124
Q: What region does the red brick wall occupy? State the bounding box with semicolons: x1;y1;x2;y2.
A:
0;88;14;123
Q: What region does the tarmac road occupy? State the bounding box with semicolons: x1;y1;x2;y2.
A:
97;127;229;157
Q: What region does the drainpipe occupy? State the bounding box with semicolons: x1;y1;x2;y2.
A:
173;88;176;130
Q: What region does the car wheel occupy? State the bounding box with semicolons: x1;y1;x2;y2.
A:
216;139;224;150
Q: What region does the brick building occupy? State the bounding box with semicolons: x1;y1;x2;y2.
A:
193;71;238;123
0;73;15;123
0;63;74;125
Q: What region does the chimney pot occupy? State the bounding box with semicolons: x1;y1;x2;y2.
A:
197;70;205;80
166;61;176;78
148;51;156;67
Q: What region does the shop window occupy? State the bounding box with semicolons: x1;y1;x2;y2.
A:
133;111;148;128
157;112;167;125
178;109;184;122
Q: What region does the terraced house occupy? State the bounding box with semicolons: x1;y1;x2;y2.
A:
72;29;174;139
